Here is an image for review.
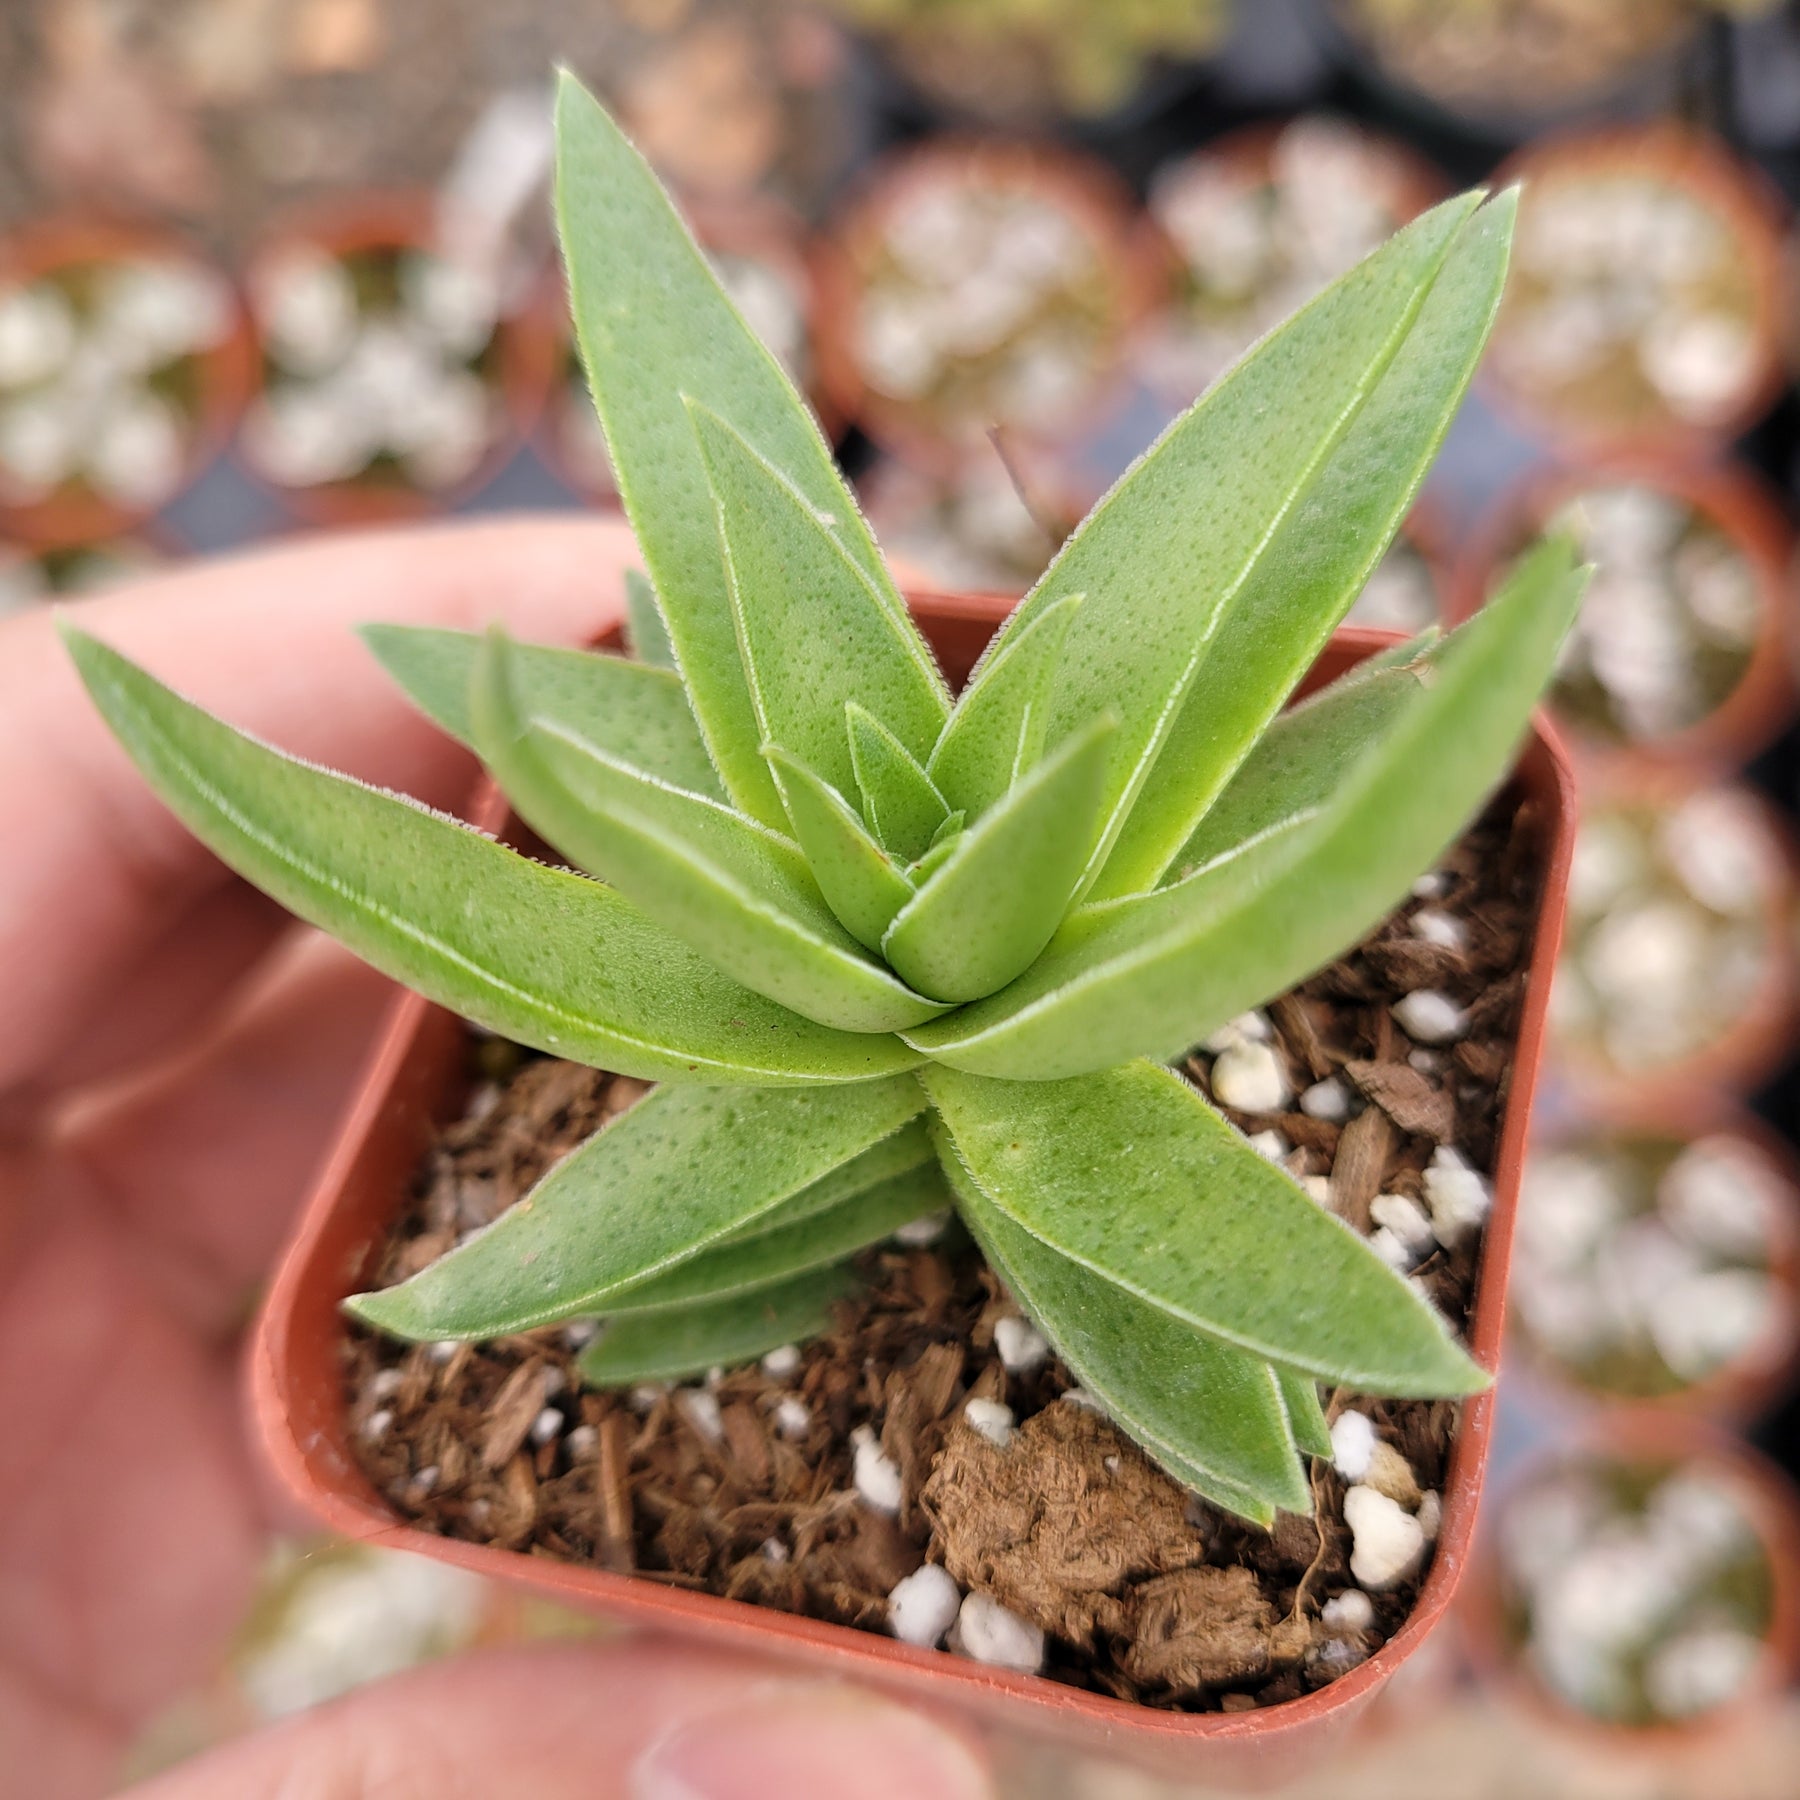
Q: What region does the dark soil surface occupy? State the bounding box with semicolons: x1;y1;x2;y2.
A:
345;791;1543;1712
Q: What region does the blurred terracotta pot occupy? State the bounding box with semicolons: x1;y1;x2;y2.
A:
1451;457;1796;773
249;599;1576;1785
1462;1411;1800;1751
1479;125;1788;460
1547;761;1800;1107
814;142;1163;475
237;192;546;526
1136;115;1447;410
1512;1096;1800;1423
0;219;254;549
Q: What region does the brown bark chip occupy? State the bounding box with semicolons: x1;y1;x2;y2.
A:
344;795;1543;1714
1330;1106;1396;1232
923;1405;1204;1648
1344;1059;1456;1143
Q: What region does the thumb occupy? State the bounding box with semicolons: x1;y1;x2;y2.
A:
121;1640;995;1800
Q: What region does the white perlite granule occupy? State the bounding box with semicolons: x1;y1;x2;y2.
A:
760;1344;802;1380
1330;1410;1377;1482
851;1424;904;1515
1300;1077;1352;1122
1344;1485;1427;1591
676;1388;724;1444
773;1396;811;1440
887;1562;962;1648
1411;908;1467;950
1395;990;1468;1045
952;1591;1046;1672
1425;1146;1493;1250
1212;1039;1291;1112
994;1315;1050;1374
1320;1588;1376;1634
964;1397;1016;1448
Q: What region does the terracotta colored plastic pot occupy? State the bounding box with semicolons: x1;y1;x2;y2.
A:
1461;1411;1800;1752
1480;125;1789;461
0;218;254;549
249;599;1576;1785
1451;458;1796;774
237;193;546;527
1136;115;1447;411
813;143;1164;476
1512;1096;1800;1424
1548;762;1800;1108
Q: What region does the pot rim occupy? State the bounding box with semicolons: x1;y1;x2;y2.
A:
248;596;1578;1752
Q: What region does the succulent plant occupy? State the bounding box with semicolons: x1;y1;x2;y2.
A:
62;76;1584;1527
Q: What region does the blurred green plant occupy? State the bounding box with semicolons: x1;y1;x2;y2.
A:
826;0;1233;117
63;76;1584;1525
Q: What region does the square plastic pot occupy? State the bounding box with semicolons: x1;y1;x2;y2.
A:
249;592;1577;1786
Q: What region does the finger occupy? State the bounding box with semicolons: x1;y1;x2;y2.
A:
28;883;290;1100
120;1643;993;1800
63;935;400;1335
1;513;639;1096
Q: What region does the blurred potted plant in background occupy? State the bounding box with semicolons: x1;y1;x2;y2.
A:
237;193;546;522
0;221;250;547
822;0;1234;124
1551;770;1798;1104
1481;126;1787;458
1465;1416;1800;1740
815;138;1160;471
1314;0;1781;142
1457;463;1794;770
1515;1106;1800;1417
1137;116;1443;405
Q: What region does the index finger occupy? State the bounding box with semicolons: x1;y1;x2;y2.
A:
0;513;640;1098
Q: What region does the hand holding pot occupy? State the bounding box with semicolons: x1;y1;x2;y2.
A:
0;517;991;1800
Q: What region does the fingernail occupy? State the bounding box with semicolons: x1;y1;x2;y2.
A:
631;1683;991;1800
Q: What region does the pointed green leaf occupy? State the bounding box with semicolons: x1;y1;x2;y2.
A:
60;627;917;1085
955;193;1483;900
763;745;914;952
928;593;1083;820
936;1127;1304;1517
907;821;964;885
1095;194;1516;899
1275;1367;1333;1461
908;539;1583;1077
925;1060;1486;1396
692;405;947;804
883;714;1114;1003
555;72;909;827
472;631;949;1035
847;702;950;862
1163;660;1427;887
579;1265;863;1386
717;1117;935;1244
360;623;723;799
347;1077;925;1340
606;1160;947;1313
625;567;677;669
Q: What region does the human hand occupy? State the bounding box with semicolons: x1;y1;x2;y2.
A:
0;517;992;1800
